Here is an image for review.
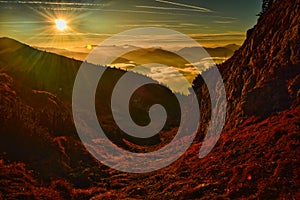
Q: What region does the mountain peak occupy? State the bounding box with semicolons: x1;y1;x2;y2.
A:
223;44;240;51
233;0;300;69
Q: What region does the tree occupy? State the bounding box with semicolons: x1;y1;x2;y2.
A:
262;0;274;12
258;0;274;16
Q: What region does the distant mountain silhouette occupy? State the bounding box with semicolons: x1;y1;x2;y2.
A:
177;44;239;62
223;43;240;51
38;44;240;64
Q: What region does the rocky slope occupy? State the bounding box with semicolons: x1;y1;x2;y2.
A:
108;0;300;198
217;0;300;128
99;0;300;198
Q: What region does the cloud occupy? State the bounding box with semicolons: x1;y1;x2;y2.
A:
146;65;194;94
0;21;50;28
187;32;245;46
117;23;186;28
0;21;48;24
136;5;210;13
15;5;188;16
0;0;108;7
99;8;188;16
213;20;234;24
0;0;187;16
155;0;213;12
188;32;245;38
26;32;113;39
179;23;203;27
216;16;238;20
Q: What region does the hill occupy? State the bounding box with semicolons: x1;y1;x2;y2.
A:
0;37;182;197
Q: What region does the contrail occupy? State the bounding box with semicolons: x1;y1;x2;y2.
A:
155;0;213;12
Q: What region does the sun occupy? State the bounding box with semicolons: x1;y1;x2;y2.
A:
55;19;67;31
87;44;92;50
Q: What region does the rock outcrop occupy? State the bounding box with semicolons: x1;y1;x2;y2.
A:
194;0;300;129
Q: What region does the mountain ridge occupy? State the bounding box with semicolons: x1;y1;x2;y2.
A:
35;42;239;64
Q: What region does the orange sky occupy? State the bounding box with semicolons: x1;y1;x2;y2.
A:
0;0;261;49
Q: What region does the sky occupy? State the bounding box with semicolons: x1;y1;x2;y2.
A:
0;0;262;49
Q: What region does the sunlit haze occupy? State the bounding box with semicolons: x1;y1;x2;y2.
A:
0;0;261;49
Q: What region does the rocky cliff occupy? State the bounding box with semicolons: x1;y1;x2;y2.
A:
194;0;300;130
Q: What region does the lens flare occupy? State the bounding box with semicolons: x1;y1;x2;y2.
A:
87;44;92;50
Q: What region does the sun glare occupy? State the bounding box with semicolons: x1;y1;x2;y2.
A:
55;19;67;31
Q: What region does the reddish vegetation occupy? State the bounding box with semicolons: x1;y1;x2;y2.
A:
0;0;300;199
92;103;299;199
0;160;62;199
1;103;299;199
